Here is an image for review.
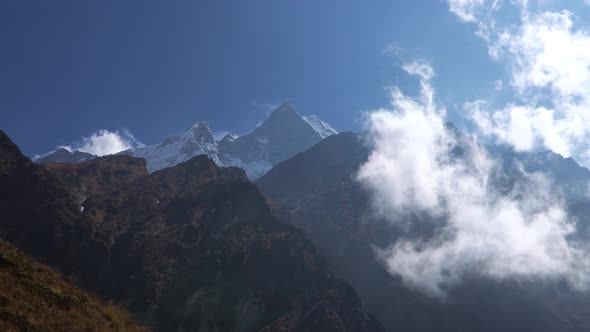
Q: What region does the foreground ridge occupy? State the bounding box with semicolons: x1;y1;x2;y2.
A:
0;129;382;331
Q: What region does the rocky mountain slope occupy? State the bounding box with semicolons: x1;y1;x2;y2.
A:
36;101;337;179
0;129;381;331
257;131;590;332
0;240;145;332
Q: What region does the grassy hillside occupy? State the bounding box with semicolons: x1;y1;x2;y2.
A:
0;240;145;332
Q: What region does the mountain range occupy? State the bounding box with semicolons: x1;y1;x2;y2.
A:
0;129;381;331
8;109;590;331
35;101;337;179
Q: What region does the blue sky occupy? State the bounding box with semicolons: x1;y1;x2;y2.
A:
3;1;590;160
0;0;503;156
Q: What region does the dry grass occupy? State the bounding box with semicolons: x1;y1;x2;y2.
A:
0;240;147;332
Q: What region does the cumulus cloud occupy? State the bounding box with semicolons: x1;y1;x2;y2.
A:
497;10;590;95
60;129;143;156
449;1;590;166
468;101;570;154
362;0;590;298
358;62;590;297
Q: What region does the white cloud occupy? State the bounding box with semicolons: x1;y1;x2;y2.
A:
468;101;571;154
60;129;143;156
448;1;590;167
497;10;590;96
382;44;403;56
358;63;590;297
447;0;501;40
448;0;486;22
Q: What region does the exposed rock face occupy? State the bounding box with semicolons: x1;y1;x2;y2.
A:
0;130;95;270
0;129;382;332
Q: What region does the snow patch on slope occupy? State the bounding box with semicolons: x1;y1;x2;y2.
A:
303;115;338;138
220;155;273;179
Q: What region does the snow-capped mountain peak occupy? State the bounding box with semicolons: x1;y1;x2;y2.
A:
270;100;296;115
184;122;215;144
36;102;338;179
125;122;219;173
259;101;304;130
260;100;338;139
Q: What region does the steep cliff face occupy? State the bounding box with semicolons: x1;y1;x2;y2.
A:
0;130;96;272
0;129;382;332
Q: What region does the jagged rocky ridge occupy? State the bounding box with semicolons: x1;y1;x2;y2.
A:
35;148;96;164
36;101;337;179
0;129;382;331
